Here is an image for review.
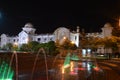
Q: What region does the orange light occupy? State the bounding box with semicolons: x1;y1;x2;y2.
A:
71;41;74;44
70;62;74;71
94;67;100;71
62;66;64;74
63;37;66;40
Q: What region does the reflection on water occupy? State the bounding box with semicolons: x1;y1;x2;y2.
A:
50;60;104;80
0;51;105;80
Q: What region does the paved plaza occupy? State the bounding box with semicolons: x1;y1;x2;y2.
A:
0;53;120;80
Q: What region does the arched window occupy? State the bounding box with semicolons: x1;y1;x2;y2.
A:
37;38;41;41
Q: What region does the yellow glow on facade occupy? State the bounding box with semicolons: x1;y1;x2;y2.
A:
70;62;74;72
62;66;64;74
71;41;74;44
63;36;66;40
14;42;18;46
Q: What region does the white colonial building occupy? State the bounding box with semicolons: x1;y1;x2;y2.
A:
0;23;80;48
0;22;113;56
85;23;113;55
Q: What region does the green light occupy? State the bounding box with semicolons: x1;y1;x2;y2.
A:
2;63;8;79
1;79;12;80
0;61;14;80
89;63;96;68
63;53;71;68
93;65;96;68
70;53;80;61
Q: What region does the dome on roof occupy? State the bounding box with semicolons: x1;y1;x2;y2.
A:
104;23;112;28
24;23;33;28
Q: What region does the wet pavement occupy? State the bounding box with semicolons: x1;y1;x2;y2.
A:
0;53;120;80
17;61;105;80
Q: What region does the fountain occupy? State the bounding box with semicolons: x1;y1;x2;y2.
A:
0;60;14;80
8;51;18;80
31;48;48;80
63;52;71;68
70;53;80;61
0;51;18;80
50;50;105;80
0;47;105;80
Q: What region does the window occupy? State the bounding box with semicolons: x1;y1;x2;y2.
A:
44;38;46;41
13;39;16;42
75;36;77;40
22;37;25;40
50;38;53;41
37;38;41;41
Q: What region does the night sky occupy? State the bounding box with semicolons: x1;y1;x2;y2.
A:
0;0;120;35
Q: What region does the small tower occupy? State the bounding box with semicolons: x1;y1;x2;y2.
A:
76;26;80;33
101;23;113;37
22;23;36;35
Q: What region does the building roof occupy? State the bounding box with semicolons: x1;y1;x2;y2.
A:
24;23;33;28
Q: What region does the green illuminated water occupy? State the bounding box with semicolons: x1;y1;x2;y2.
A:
63;53;71;68
63;52;80;68
71;53;80;61
0;61;14;80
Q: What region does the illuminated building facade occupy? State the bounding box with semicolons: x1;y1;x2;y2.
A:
0;23;80;48
0;22;113;55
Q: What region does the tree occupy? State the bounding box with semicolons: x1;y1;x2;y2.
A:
104;37;118;51
60;38;77;50
80;37;94;49
45;41;58;56
88;37;102;52
112;26;120;37
19;44;29;52
27;41;40;52
2;43;13;51
102;36;120;59
19;41;40;52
